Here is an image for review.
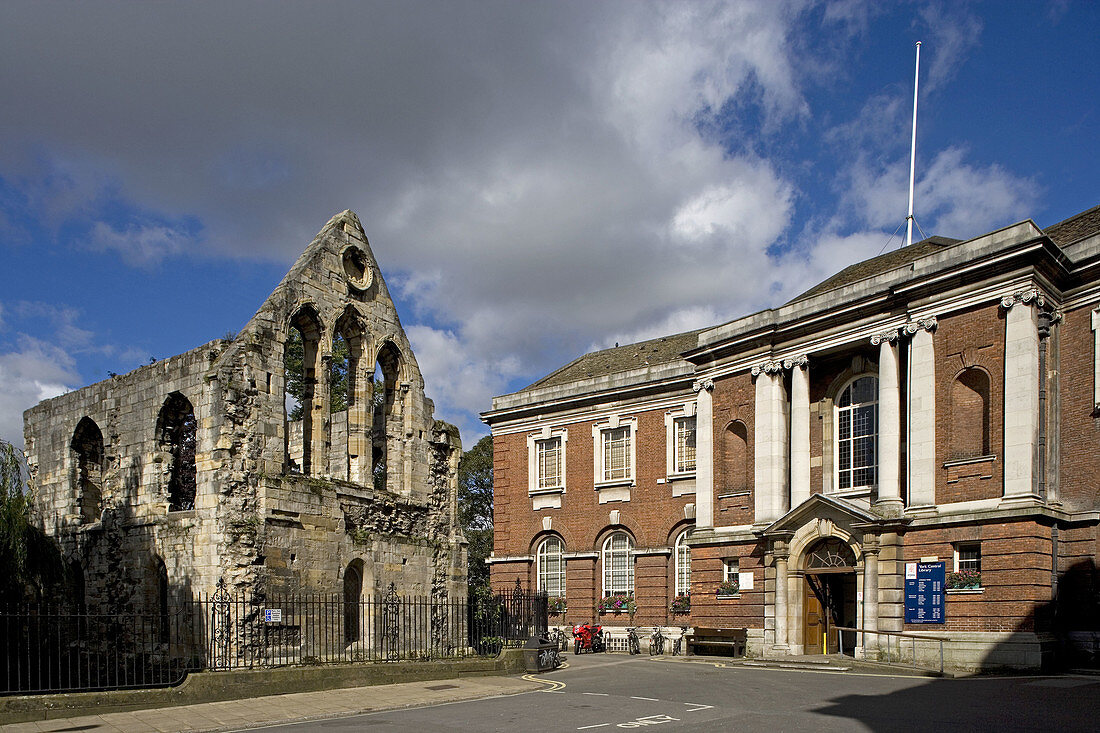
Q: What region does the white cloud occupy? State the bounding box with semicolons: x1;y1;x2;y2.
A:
0;336;79;448
89;220;191;267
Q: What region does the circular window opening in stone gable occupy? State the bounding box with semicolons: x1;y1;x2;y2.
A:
342;245;373;290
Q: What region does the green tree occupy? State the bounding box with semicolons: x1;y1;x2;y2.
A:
284;331;355;420
458;435;493;596
0;440;63;601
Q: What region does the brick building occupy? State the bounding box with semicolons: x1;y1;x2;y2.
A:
483;204;1100;670
24;211;466;618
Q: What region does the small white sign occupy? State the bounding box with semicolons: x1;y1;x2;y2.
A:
857;591;864;602
738;571;754;590
905;562;917;580
264;608;283;623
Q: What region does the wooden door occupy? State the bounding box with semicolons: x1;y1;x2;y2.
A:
804;579;825;654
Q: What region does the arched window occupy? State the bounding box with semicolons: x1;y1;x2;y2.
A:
602;532;634;596
151;555;169;644
373;341;402;492
286;305;323;475
950;368;991;459
71;417;104;523
537;537;565;596
343;561;363;643
334;309;367;483
836;376;878;491
721;420;749;491
674;530;692;596
156;393;196;511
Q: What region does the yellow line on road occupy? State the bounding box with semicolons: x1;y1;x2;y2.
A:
522;663;568;692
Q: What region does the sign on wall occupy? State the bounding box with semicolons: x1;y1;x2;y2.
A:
264;608;283;623
904;561;945;624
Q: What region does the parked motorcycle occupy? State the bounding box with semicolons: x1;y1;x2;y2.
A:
571;622;606;654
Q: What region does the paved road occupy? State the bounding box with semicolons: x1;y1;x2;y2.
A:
245;653;1100;732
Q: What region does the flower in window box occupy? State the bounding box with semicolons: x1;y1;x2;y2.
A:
946;570;981;589
597;594;636;614
715;580;740;597
670;594;691;613
548;596;567;615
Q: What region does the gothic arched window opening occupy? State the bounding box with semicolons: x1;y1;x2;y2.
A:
71;417;104;523
156;393;196;511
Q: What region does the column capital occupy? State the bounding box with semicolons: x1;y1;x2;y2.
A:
782;354;809;370
870;329;899;346
692;378;714;393
751;360;784;376
1001;287;1045;310
903;316;938;335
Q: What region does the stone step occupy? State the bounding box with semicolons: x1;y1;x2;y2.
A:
742;660;851;672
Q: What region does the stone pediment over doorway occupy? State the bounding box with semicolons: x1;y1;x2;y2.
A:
759;493;880;539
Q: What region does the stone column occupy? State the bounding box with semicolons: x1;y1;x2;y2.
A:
693;378;715;529
786;356;811;508
872;331;902;514
771;536;792;653
905;317;937;508
1093;308;1100;411
861;536;880;656
1002;290;1041;501
753;361;789;524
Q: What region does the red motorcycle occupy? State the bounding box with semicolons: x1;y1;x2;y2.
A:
572;622;606;654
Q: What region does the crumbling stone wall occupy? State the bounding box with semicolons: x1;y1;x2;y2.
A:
24;211;466;613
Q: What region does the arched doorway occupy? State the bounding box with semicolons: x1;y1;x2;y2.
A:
802;538;858;655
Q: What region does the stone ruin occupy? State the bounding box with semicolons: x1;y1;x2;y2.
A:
23;211;466;616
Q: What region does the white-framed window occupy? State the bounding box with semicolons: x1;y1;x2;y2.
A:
674;530;692;595
723;558;739;584
527;426;567;494
664;404;698;480
835;375;878;492
592;416;636;486
602;532;634;595
674;417;697;473
954;543;982;573
537;536;565;595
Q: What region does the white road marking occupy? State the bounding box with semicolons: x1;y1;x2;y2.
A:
583;692;611;696
577;724;610;730
630;696;659;701
683;703;714;712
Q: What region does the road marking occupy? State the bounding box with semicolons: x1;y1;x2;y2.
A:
583;692;611;696
521;672;566;692
683;703;714;712
615;714;680;728
630;696;659;701
577;724;610;730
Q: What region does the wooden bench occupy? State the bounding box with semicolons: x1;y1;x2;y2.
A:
685;627;747;657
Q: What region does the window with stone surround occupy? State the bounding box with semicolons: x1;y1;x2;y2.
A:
723;558;739;584
674;417;697;474
834;375;878;493
156;393;196;512
537;536;565;595
674;529;692;595
71;417;104;523
602;531;634;595
592;416;637;490
955;543;981;573
527;427;567;495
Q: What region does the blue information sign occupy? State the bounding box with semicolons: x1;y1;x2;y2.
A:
904;561;945;624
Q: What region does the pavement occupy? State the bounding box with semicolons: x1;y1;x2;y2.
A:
0;674;543;732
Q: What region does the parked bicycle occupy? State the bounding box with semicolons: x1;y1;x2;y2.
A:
538;643;563;670
672;626;688;656
649;627;665;655
549;627;569;652
626;626;641;655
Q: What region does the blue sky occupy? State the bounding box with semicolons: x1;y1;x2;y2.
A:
1;0;1097;449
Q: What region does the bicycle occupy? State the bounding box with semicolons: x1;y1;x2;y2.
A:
671;626;688;656
549;627;568;652
649;627;665;655
625;626;641;655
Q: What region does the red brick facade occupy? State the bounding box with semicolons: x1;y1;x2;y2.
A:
485;207;1100;670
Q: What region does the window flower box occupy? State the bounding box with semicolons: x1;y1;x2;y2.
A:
597;594;636;615
670;593;690;614
715;580;740;598
946;570;981;590
548;596;567;615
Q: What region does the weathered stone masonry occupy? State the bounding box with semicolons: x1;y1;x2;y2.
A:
24;211;465;612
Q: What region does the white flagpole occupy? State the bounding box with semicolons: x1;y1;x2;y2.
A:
906;41;922;247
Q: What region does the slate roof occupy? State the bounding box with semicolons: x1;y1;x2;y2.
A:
522;329;703;391
785;235;960;304
1044;204;1100;245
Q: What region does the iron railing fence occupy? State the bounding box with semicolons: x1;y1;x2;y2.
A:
1;583;547;695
